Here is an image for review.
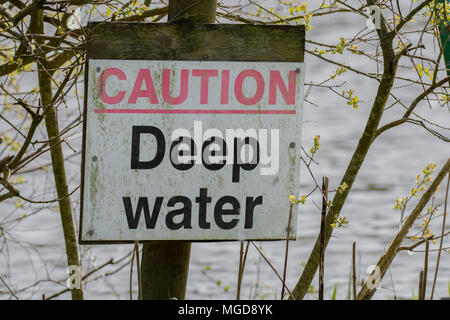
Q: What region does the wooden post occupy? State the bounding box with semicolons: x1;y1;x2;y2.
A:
141;241;191;299
140;0;217;300
168;0;217;23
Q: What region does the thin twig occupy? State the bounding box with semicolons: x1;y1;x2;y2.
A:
281;203;294;300
250;241;295;300
430;172;449;299
0;275;19;300
419;270;424;300
130;242;136;300
236;241;249;300
357;158;450;300
421;240;430;300
352;241;357;300
319;177;329;300
45;256;124;300
134;241;142;300
236;241;250;300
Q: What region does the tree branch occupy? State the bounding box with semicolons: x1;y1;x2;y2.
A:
357;158;450;300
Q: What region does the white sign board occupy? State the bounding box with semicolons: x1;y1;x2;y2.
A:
80;59;304;242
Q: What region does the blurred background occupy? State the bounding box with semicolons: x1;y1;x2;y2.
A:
0;0;449;300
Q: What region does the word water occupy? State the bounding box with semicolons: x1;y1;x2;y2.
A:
123;188;263;230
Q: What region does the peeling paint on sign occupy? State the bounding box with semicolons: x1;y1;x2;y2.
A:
80;60;304;242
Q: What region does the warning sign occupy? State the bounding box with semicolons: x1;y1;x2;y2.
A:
80;24;305;242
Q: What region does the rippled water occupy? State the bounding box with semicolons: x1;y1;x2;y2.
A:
1;3;449;300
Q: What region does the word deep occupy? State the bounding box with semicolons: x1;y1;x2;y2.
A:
131;122;279;182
